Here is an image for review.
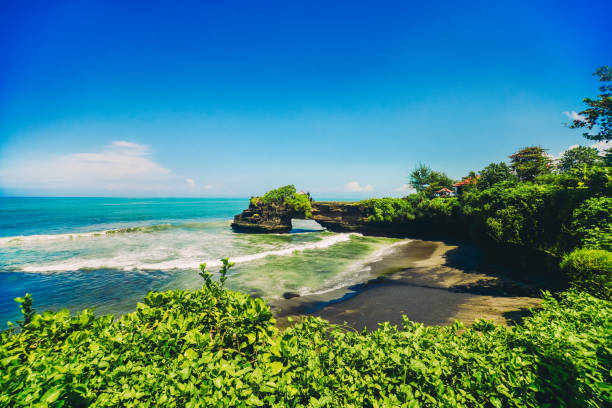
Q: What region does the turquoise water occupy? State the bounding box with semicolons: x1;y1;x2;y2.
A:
0;197;404;326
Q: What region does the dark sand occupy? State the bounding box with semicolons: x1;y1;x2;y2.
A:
272;240;542;330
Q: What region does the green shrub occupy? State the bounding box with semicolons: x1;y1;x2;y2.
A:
361;198;415;223
2;278;610;407
415;196;460;219
560;248;612;300
571;197;612;250
251;185;312;217
462;182;565;250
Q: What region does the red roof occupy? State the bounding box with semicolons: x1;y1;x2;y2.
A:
453;177;478;187
436;188;453;193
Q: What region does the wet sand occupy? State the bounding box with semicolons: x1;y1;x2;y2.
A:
272;240;542;330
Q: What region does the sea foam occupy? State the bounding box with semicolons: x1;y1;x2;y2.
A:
295;239;412;297
0;221;225;246
19;232;359;273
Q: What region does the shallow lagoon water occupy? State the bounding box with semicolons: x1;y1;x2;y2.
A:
0;198;405;326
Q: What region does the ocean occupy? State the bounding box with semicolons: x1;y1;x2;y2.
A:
0;197;405;326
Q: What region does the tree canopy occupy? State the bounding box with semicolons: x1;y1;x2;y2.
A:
477;162;516;190
558;146;603;173
509;146;552;182
409;163;433;193
569;66;611;142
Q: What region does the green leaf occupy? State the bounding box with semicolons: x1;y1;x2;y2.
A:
246;394;264;406
269;361;283;376
42;387;63;404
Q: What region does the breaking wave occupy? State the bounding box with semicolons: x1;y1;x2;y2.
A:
0;221;226;246
18;233;359;273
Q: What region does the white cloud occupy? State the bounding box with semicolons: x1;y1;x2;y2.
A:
0;141;186;194
344;181;374;192
591;140;612;155
111;140;148;152
394;184;416;193
186;178;196;188
563;111;586;122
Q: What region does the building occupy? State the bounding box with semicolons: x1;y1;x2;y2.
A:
434;187;454;197
453;177;478;195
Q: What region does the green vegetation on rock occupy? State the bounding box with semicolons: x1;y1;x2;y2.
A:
361;157;611;299
251;185;312;218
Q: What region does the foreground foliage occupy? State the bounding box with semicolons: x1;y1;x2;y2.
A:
1;281;610;407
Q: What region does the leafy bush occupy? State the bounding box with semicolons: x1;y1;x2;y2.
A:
477;162;517;190
361;198;415;223
462;182;566;251
1;287;610;407
560;248;612;300
1;263;277;407
571;196;612;251
251;185;312;217
556;165;612;195
415;196;460;219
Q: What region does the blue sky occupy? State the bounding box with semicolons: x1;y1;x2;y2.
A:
1;0;610;198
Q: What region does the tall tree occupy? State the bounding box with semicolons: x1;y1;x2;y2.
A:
569;66;611;142
409;163;432;193
509;146;552;182
478;162;516;189
558;146;603;172
409;163;454;196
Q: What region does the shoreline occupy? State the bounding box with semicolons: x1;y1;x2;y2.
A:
272;239;543;330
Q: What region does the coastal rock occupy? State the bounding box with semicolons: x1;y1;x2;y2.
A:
231;200;371;233
230;200;295;233
311;201;369;232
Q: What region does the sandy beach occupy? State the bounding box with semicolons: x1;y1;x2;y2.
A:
272;240;544;330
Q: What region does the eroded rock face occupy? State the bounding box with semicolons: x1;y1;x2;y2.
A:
230;201;295;233
310;202;369;232
231;201;370;233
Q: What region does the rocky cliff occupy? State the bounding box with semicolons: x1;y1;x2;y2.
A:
231;201;370;233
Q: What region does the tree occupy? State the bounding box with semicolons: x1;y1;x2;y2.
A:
423;171;455;197
569;66;611;142
409;163;433;193
509;146;552;182
409;163;454;196
478;162;516;189
558;146;603;172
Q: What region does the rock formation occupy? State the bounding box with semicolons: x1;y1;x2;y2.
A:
231;200;370;233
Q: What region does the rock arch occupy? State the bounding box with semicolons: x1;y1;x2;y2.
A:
231;200;369;233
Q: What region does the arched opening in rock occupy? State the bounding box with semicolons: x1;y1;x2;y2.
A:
290;218;325;233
